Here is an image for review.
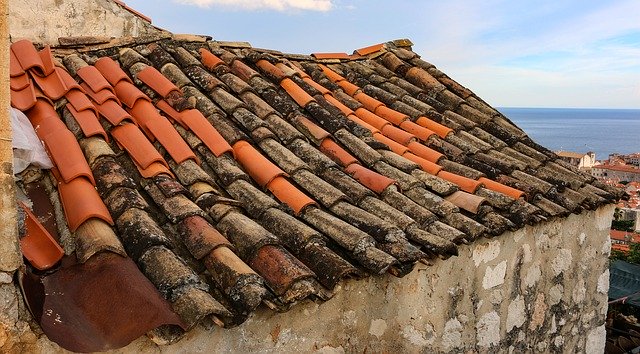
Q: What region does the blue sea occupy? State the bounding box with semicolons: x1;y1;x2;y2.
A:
497;108;640;160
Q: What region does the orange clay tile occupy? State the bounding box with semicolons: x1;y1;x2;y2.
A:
402;152;442;175
319;64;345;82
336;80;360;96
416;116;453;138
407;141;444;163
444;191;486;214
10;72;30;91
319;138;358;167
127;100;159;136
354;92;384;112
37;46;57;75
138;161;174;179
42;129;96;185
373;132;409;155
255;59;286;82
25;99;64;133
478;177;525;200
114;81;151;108
354;108;390;131
31;68;68;100
280;78;315;107
344;163;396;194
77;66;112;93
95;99;133;126
110;123;167;169
180;109;233;157
285;63;310;79
145;117;197;164
230;60;259;81
312;52;351;60
323;93;353;115
375;106;409;125
400;120;435;141
82;83;118;104
233;140;287;188
10;80;37;110
11;40;47;74
381;124;416;146
437;170;482;194
94;57;133;86
136;66;181;98
19;202;64;270
354;43;385;56
301;77;330;94
266;176;316;215
9;49;24;77
57;176;114;232
66;103;108;141
199;48;226;71
65;89;97;113
296;116;331;142
347;115;379;134
57;67;82;91
156;100;185;126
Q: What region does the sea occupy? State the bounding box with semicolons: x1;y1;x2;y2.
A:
497;108;640;161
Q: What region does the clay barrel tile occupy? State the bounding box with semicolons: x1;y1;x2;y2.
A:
156;99;185;126
303;77;330;94
374;105;408;125
136;66;181;98
114;81;151;108
10;73;30;91
319;138;358;168
66;103;109;141
57;67;83;91
312;52;351;60
347;115;380;134
95;99;132;126
296;116;331;142
31;69;68;100
11;40;49;75
82;83;118;105
177;215;233;259
9;49;25;77
179;109;232;157
144;117;197;164
344;163;396;194
127;100;159;131
403;152;442;175
138;161;174;179
407;141;444;163
400;120;435;141
255;59;287;82
355;43;385;56
19;203;64;270
10;81;37;110
354;108;390;131
94;57;134;86
266;176;317;215
43;129;96;185
437;170;482;194
77;66;113;94
323;93;353;115
37;46;57;75
444;191;486;214
110;123;167;169
354;92;384;112
248;244;315;296
416;116;453;138
280;78;315;107
199;48;226;71
57;177;114;231
230;60;259;82
233;140;287;188
373;132;408;155
336;80;360;96
65;89;96;113
381;124;416;146
478;177;525;200
319;64;345;82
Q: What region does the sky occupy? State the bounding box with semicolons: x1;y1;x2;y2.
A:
124;0;640;109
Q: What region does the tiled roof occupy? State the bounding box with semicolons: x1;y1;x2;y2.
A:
556;150;587;159
593;164;640;173
10;36;624;347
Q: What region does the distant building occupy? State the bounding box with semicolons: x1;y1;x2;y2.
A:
610;229;640;253
556;151;596;170
591;164;640;183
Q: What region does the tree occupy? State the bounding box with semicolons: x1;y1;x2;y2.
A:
627;243;640;264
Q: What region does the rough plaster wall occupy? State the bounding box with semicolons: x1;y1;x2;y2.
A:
107;205;613;354
9;0;159;45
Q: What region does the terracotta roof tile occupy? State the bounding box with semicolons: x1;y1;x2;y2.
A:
136;66;181;97
312;52;351;60
266;176;317;215
57;176;114;231
110;123;168;170
233;140;287;188
280;78;315;107
354;43;385;56
19;203;64;270
319;138;358;167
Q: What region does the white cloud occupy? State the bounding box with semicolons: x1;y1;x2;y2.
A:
174;0;333;11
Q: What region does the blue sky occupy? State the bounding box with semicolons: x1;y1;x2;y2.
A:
125;0;640;108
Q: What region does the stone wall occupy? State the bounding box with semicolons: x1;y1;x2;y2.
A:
112;205;612;353
9;0;160;45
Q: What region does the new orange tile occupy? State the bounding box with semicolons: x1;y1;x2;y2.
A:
312;52;351;60
319;138;358;167
10;73;30;91
400;120;436;141
9;49;24;77
128;100;159;137
57;176;114;231
31;69;68;100
10;81;37;111
138;161;174;179
77;66;112;93
180;109;233;157
296;116;330;141
323;94;353;115
110;123;167;169
478;177;525;200
19;202;64;270
415;116;453;138
65;90;96;113
66;103;108;141
57;67;82;91
95;99;133;126
354;43;385;56
437;170;482;194
381;124;416;146
444;191;486;214
375;106;408;125
354;108;390;131
281;78;315;107
347;115;379;134
233;140;287;188
145;117;197;164
136;66;181;98
336;80;360;96
199;48;226;71
94;57;133;86
407;141;443;163
402;152;442;175
25;98;64;133
255;59;286;82
11;40;48;75
114;81;151;108
285;63;310;79
156;99;185;126
319;64;345;82
43;129;96;185
373;132;408;155
344;163;396;194
302;77;330;94
266;176;316;215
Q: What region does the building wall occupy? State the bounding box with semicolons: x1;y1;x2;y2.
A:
9;0;160;45
111;205;612;353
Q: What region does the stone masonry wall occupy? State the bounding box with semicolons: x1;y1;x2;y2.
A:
111;205;613;353
9;0;160;45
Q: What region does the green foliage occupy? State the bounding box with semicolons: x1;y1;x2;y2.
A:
611;219;634;231
611;243;640;265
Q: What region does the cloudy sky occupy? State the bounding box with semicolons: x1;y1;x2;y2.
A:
125;0;640;109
